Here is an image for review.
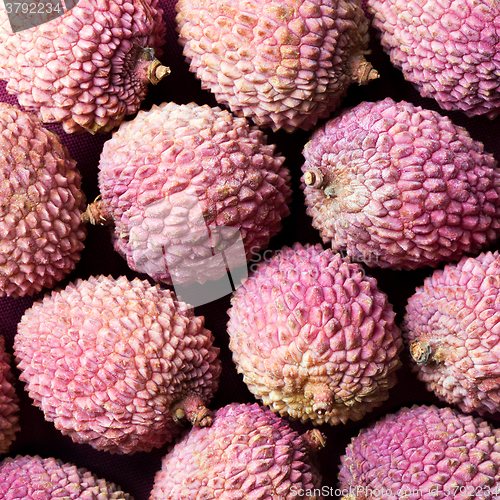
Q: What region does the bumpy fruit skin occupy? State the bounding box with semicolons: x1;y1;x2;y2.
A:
227;243;402;425
367;0;500;118
338;405;500;500
0;0;167;134
301;98;500;271
403;251;500;416
150;403;325;500
87;102;291;285
0;102;86;298
175;0;378;132
0;335;20;455
14;275;221;454
0;455;132;499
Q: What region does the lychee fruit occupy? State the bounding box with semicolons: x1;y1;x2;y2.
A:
175;0;378;132
0;0;169;134
83;102;292;287
367;0;500;118
150;402;326;500
0;102;86;298
14;275;222;454
0;455;132;499
0;335;20;455
403;250;500;417
227;242;402;426
338;405;500;500
301;97;500;271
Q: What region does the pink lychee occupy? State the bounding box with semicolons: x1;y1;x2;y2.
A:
227;242;402;425
338;405;500;500
14;275;221;454
175;0;378;132
83;102;292;287
0;102;86;298
151;402;326;500
367;0;500;118
403;250;500;416
0;0;169;134
301;98;500;270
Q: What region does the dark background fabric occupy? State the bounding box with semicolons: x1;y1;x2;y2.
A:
2;0;500;498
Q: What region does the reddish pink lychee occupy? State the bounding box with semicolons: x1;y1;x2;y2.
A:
0;0;168;134
227;242;402;425
0;102;86;298
0;335;19;455
14;275;221;454
175;0;378;132
301;98;500;270
151;403;326;500
367;0;500;118
84;102;292;286
404;250;500;417
338;405;500;499
0;455;132;498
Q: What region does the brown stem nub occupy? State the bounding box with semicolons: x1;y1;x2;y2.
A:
410;340;446;365
323;184;336;199
410;341;432;364
302;429;327;453
304;382;334;415
303;167;324;189
358;64;379;84
349;56;379;85
147;59;171;85
170;393;213;427
81;195;114;226
304;171;319;187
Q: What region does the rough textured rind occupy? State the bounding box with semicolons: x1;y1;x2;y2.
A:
91;102;291;285
0;102;86;298
0;335;19;455
227;243;402;425
338;405;500;500
403;251;500;416
0;0;167;134
367;0;500;118
301;98;500;270
0;455;132;499
175;0;378;132
14;275;221;454
150;402;325;500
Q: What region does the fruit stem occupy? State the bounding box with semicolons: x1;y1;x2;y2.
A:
137;47;171;85
170;392;213;427
410;341;446;364
81;195;114;226
302;429;327;453
323;184;336;198
349;55;379;85
304;171;320;187
303;167;324;189
147;59;171;85
304;382;334;415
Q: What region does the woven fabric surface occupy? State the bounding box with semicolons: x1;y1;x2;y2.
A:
1;0;500;498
